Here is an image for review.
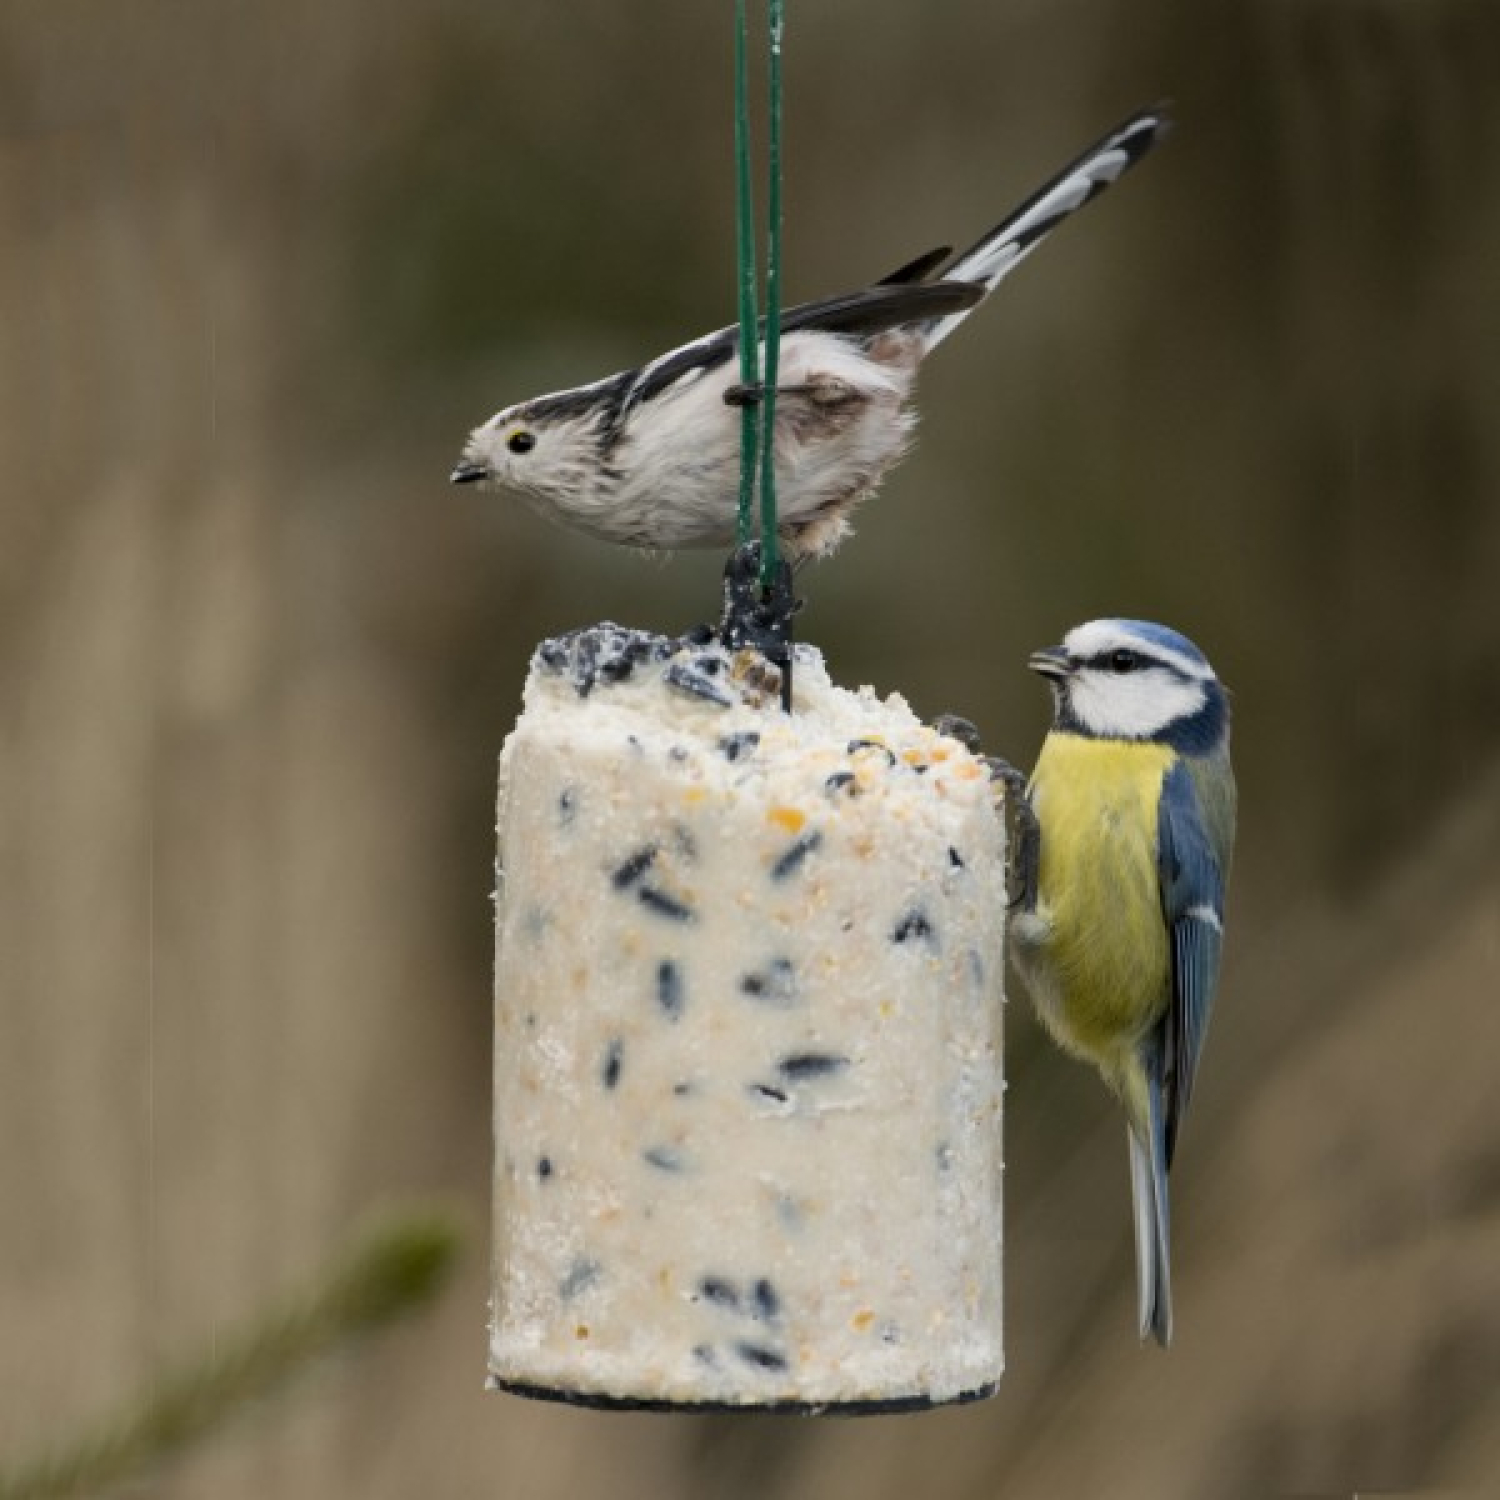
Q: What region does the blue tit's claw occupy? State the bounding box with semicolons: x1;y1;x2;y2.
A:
932;713;984;755
979;757;1039;912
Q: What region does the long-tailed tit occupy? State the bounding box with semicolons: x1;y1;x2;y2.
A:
451;109;1167;562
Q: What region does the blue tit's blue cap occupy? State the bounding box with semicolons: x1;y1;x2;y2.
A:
1097;618;1211;668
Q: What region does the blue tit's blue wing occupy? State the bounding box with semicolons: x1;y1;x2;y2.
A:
1156;757;1230;1164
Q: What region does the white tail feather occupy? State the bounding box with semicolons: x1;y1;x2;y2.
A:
922;109;1169;352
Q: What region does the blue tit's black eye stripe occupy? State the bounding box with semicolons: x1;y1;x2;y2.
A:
1087;649;1143;673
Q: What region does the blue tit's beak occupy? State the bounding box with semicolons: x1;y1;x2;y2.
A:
1028;645;1072;680
450;459;488;485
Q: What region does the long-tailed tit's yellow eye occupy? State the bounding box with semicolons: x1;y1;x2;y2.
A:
507;429;536;455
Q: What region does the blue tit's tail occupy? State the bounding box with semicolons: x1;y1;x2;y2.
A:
1127;1040;1173;1346
918;107;1170;353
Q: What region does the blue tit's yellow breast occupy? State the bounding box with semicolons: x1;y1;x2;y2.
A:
1021;734;1174;1066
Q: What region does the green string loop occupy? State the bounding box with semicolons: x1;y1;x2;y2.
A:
757;0;784;586
733;0;760;547
732;0;785;585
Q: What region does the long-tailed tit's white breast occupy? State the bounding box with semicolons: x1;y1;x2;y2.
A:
452;108;1168;562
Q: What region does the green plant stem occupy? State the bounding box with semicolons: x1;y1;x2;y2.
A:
0;1210;460;1500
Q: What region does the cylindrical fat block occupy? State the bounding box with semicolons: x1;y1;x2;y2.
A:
492;626;1006;1410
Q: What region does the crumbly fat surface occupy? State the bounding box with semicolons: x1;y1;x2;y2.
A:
492;626;1006;1405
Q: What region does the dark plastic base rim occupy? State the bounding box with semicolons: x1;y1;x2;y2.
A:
489;1375;999;1416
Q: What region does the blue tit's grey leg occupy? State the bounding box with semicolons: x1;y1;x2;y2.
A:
985;759;1040;913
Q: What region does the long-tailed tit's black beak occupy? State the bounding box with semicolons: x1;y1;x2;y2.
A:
450;460;488;485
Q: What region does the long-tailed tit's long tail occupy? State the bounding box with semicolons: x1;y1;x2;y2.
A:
920;107;1169;352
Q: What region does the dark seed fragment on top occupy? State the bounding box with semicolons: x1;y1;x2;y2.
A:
847;738;897;766
739;957;796;1006
734;1340;789;1372
558;1257;601;1299
778;1052;849;1081
656;960;685;1020
536;624;674;698
752;1278;781;1321
892;909;935;946
770;831;822;882
638;885;695;922
664;660;734;708
601;1038;624;1089
697;1276;740;1309
718;730;761;762
612;846;657;890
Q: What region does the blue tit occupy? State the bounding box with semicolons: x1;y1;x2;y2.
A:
1009;618;1236;1346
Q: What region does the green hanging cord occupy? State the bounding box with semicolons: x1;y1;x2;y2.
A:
756;0;785;586
733;0;761;546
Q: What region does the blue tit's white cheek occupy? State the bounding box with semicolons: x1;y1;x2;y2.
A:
1069;670;1206;740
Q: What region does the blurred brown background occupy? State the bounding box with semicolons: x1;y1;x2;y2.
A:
3;0;1499;1495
